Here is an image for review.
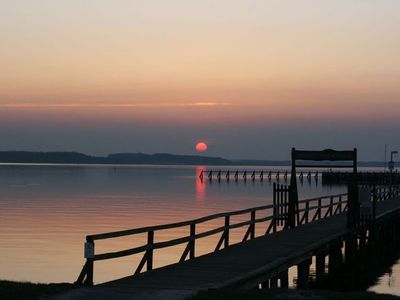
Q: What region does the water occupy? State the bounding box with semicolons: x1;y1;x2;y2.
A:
368;258;400;296
0;164;396;294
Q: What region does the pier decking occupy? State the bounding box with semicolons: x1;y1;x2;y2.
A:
55;186;400;300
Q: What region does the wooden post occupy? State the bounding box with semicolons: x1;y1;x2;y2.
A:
84;237;94;286
328;242;342;276
345;236;357;265
190;224;195;259
270;276;278;288
318;198;322;219
359;230;366;252
279;270;289;288
289;148;299;229
315;253;326;283
224;215;230;248
305;201;309;223
347;180;359;228
297;258;311;289
250;210;256;239
372;185;377;220
86;259;94;286
273;183;277;232
262;279;270;289
147;231;154;271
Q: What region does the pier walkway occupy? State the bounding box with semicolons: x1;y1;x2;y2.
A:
54;189;400;300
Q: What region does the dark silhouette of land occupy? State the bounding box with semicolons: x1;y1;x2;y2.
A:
0;151;230;165
0;151;394;167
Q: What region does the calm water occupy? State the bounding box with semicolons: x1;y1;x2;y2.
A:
0;164;396;294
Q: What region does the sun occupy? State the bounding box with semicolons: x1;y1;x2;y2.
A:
195;142;208;152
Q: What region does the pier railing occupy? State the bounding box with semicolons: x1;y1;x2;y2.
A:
297;194;347;225
76;192;348;285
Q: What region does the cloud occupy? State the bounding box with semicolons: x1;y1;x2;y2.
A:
0;102;230;109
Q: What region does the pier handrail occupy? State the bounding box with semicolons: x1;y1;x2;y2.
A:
76;192;349;285
88;203;278;241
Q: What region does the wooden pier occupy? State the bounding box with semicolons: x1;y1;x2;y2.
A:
322;171;400;185
200;170;400;184
55;149;400;300
199;169;319;182
61;186;400;300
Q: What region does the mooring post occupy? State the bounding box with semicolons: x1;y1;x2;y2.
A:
297;258;311;289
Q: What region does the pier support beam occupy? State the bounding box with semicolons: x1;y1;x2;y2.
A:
315;253;326;283
279;270;289;288
345;237;357;265
269;276;278;288
297;258;311;289
328;242;343;277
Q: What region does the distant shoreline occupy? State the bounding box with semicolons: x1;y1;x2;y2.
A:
0;151;393;168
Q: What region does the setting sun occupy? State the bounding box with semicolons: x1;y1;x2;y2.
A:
195;142;208;152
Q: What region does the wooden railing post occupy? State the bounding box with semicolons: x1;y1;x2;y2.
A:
190;223;195;259
373;185;377;220
147;231;154;271
305;201;309;223
224;215;230;248
272;183;277;232
84;237;94;286
77;191;350;282
338;195;342;213
250;210;256;239
318;198;322;219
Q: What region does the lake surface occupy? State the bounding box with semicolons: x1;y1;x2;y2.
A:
0;164;397;295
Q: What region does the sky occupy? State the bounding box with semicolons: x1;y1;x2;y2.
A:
0;0;399;160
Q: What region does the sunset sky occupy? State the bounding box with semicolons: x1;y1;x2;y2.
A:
1;0;399;160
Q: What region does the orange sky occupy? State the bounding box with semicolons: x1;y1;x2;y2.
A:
0;1;399;159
